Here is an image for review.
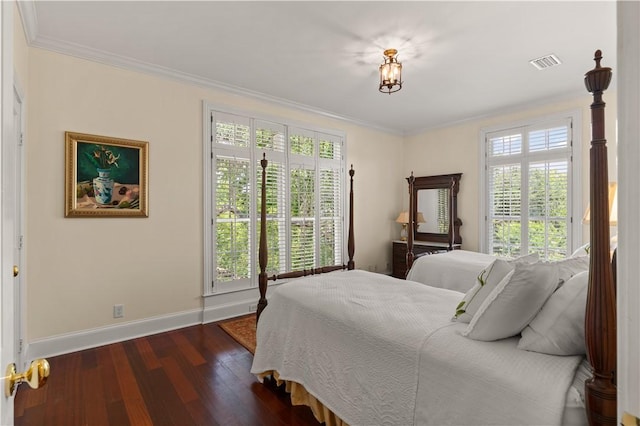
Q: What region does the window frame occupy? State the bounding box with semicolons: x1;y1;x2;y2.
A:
478;110;583;258
202;102;347;296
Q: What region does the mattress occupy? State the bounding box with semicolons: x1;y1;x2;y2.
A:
406;250;497;292
252;270;585;425
562;359;590;425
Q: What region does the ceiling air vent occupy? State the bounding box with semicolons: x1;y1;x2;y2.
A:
529;54;562;70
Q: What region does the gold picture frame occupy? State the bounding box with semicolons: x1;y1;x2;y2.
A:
65;132;149;217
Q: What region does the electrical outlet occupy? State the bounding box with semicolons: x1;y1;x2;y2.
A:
113;304;124;318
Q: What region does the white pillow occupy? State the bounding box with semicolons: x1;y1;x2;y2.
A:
518;270;589;355
570;243;590;258
453;259;514;323
453;253;539;323
463;262;559;341
498;253;540;264
570;236;617;258
545;255;590;287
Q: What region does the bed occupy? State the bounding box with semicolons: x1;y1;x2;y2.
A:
251;50;616;425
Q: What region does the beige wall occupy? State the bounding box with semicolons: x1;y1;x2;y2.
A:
16;8;617;343
22;47;403;340
403;95;618;252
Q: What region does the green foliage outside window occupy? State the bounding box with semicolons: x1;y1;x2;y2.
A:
214;116;344;286
491;163;568;260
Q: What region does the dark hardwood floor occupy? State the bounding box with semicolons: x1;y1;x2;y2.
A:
15;322;321;426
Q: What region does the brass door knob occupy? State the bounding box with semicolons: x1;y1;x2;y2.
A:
5;358;50;397
13;265;18;277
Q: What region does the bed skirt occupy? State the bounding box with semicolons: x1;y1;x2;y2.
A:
258;371;349;426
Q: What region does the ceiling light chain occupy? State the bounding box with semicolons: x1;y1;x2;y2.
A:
379;49;403;94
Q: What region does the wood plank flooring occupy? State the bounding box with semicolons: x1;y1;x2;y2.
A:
15;322;321;426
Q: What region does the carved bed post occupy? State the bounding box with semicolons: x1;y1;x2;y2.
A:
583;50;616;426
347;165;355;270
257;153;269;322
448;178;455;250
406;172;415;275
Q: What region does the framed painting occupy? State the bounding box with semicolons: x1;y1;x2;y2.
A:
65;132;149;217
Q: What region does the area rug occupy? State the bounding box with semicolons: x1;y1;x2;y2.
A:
219;315;256;354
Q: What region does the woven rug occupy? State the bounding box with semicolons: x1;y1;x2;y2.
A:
219;315;256;354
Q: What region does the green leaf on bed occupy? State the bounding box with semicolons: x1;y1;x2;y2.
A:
477;269;487;286
477;261;497;286
454;301;466;318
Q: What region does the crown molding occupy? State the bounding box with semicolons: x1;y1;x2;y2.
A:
16;1;38;44
26;31;403;136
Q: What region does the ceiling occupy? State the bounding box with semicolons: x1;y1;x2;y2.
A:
21;1;617;135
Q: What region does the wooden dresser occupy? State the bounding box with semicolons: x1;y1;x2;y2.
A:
392;240;460;279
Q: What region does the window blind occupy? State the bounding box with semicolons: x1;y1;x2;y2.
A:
485;119;573;260
208;109;346;294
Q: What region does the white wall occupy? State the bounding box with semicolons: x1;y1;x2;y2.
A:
20;46;403;342
403;95;618;251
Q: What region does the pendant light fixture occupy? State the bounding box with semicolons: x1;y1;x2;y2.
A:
379;49;403;94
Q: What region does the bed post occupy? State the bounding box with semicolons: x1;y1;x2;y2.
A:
583;50;616;426
257;153;269;322
406;172;415;275
347;165;355;270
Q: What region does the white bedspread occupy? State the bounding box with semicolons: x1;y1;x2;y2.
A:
406;250;497;292
251;269;582;425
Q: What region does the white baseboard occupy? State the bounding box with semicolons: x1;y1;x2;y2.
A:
202;290;259;324
25;291;266;360
26;308;203;360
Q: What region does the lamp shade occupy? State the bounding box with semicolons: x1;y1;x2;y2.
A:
395;211;409;224
395;211;426;224
583;182;617;225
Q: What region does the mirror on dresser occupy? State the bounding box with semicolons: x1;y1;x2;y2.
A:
392;173;462;279
410;173;462;249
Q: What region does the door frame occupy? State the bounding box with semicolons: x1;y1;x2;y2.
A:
0;0;17;423
13;77;25;371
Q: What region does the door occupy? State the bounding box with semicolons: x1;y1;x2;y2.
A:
1;0;16;421
13;84;24;373
1;6;49;423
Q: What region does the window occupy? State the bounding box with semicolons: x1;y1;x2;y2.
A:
481;113;581;260
204;106;346;295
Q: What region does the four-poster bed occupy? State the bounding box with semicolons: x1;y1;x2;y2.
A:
252;50;617;425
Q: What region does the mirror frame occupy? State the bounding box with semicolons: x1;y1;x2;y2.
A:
407;173;462;247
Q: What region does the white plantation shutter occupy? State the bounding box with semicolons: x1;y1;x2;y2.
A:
215;112;250;148
256;159;286;276
318;133;343;266
290;164;316;271
488;162;522;257
289;127;315;158
206;107;346;294
215;156;251;289
320;168;342;265
255;120;286;154
485;118;573;260
528;160;569;259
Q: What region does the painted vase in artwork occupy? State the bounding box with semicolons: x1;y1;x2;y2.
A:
93;168;114;204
